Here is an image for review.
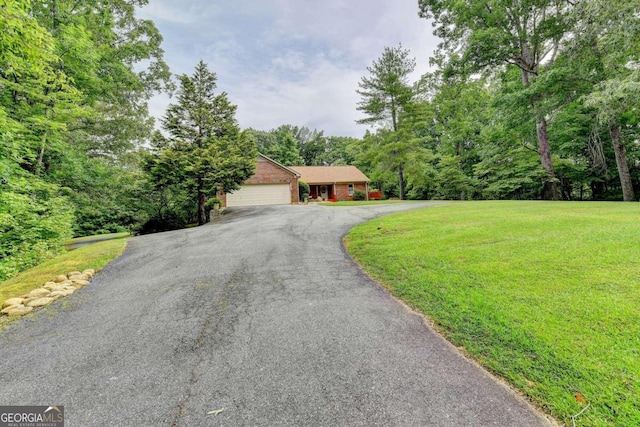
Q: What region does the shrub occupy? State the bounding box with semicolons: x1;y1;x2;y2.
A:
136;211;187;235
298;180;310;201
353;189;367;201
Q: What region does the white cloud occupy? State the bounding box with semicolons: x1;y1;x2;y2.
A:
271;51;307;73
230;57;365;136
138;1;222;25
139;0;441;137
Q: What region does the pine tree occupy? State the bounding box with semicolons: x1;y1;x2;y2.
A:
356;45;417;199
159;61;257;225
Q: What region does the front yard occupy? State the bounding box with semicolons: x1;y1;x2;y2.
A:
344;201;639;427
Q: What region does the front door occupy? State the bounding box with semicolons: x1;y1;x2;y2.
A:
320;185;328;200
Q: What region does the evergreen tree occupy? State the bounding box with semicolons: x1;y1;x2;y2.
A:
356;45;417;199
157;61;257;225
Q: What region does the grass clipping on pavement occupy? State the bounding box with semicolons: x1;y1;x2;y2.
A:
0;238;127;303
344;201;639;427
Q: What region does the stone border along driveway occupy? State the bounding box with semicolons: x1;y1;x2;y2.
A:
1;269;95;317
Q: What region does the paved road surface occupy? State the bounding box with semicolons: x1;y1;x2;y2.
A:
0;203;554;426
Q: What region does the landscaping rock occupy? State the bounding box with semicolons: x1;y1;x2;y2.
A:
2;298;24;308
3;268;97;318
28;288;51;298
2;305;21;314
26;297;54;307
6;306;33;317
44;283;68;292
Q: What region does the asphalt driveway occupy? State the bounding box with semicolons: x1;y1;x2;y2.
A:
0;203;554;426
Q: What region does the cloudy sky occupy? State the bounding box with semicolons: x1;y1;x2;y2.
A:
138;0;439;138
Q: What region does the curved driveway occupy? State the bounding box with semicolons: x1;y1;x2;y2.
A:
0;203;553;426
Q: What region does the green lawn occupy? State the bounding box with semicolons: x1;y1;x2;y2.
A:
319;200;411;206
1;238;128;328
344;201;640;427
66;232;130;244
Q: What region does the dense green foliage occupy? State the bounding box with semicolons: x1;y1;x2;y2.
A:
298;180;310;201
0;0;169;280
345;201;640;426
352;189;366;201
247;125;303;166
347;1;639;201
356;45;419;200
143;61;257;228
246;125;357;167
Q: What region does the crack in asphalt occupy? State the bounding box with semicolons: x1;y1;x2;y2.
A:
171;262;250;427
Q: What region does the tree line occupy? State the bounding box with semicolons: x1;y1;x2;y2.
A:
353;0;639;201
1;0;638;280
1;0;172;279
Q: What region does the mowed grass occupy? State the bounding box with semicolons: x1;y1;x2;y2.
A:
66;232;130;244
320;200;410;206
0;238;127;323
344;201;640;427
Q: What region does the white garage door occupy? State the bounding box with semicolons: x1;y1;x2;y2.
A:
226;184;291;207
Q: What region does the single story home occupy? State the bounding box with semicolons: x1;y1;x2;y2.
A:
219;155;370;207
219;154;300;207
290;165;370;202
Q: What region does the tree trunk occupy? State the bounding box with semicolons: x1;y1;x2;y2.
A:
197;177;207;225
35;133;47;177
521;67;558;201
398;164;405;200
35;108;50;177
536;116;558;200
610;125;636;201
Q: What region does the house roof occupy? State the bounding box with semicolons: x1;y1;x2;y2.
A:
290;166;370;184
258;153;301;177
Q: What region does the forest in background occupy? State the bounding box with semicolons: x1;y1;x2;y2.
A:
1;0;639;280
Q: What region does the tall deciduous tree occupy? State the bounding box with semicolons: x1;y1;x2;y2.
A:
419;0;572;199
30;0;172;157
573;0;640;201
356;45;417;199
0;0;75;278
158;61;256;225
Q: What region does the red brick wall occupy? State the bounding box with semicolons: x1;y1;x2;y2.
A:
245;157;296;187
219;156;299;206
335;183;367;201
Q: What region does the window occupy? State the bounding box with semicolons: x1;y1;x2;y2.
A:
348;184;354;196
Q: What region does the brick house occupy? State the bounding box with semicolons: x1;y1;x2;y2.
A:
220;155;371;207
219;154;300;207
290;166;370;202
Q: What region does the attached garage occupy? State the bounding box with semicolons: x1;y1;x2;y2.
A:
219;154;300;207
226;184;292;207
